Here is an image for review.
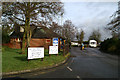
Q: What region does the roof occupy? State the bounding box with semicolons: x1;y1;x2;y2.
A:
10;31;24;38
10;25;63;39
32;26;62;38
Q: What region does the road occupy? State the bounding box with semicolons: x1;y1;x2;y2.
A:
2;47;119;80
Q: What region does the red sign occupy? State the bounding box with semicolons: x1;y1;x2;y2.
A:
46;39;51;43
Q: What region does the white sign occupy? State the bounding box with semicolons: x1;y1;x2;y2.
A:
53;38;58;46
49;46;58;54
28;47;44;59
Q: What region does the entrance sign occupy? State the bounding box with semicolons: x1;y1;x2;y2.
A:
28;47;44;59
49;46;58;54
53;38;58;46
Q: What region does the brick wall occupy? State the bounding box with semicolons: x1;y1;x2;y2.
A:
5;38;61;49
7;38;53;49
3;42;22;49
30;38;52;49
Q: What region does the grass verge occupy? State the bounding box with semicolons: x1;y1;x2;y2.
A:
2;46;70;73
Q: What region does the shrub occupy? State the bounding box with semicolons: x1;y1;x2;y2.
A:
107;45;116;52
100;38;120;55
2;32;10;43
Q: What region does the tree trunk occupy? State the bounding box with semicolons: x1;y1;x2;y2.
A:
26;2;30;48
27;29;30;48
21;2;31;54
21;32;26;54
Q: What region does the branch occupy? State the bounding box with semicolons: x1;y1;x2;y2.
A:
13;15;25;22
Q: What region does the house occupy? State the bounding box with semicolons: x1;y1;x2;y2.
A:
8;24;64;49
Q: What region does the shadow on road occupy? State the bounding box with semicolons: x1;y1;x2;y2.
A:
2;77;119;80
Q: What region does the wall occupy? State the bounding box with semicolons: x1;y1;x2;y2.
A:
29;38;52;49
7;38;53;49
3;42;22;49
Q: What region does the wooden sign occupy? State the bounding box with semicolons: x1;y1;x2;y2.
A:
28;47;44;59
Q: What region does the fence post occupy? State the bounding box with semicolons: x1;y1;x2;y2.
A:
63;40;65;56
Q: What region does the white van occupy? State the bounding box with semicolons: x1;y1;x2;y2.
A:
89;40;97;47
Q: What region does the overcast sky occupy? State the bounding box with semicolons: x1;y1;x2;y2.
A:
61;2;118;41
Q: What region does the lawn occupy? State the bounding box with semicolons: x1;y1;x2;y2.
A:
2;46;70;73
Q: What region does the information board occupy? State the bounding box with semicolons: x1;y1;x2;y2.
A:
49;46;58;54
53;38;58;46
28;47;44;59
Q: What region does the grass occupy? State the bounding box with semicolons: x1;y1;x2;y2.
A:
2;46;70;73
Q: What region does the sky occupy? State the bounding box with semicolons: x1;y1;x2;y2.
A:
61;2;118;41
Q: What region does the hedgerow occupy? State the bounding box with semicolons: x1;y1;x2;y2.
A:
100;38;120;55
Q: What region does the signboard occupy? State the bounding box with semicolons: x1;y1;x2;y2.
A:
53;38;58;46
49;46;58;54
46;39;51;43
28;47;44;59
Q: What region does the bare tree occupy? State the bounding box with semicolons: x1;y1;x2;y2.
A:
62;20;76;42
49;22;62;35
76;29;79;43
79;29;85;44
108;1;120;38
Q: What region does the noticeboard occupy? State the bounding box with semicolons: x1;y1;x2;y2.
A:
49;46;58;54
28;47;44;59
53;38;58;46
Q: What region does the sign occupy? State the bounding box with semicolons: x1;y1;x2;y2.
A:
53;38;58;46
46;39;51;43
28;47;44;59
49;46;58;54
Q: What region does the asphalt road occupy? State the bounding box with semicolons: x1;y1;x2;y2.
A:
2;47;119;80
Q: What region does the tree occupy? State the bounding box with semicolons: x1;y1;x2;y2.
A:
108;1;120;38
76;29;85;45
49;22;62;35
62;20;76;42
79;29;84;44
2;2;64;54
76;30;79;44
2;25;14;43
88;29;101;43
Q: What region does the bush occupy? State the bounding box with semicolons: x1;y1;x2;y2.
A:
2;46;9;52
100;38;120;55
2;32;10;43
107;45;116;52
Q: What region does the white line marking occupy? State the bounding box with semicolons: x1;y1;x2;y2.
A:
77;75;80;79
67;66;72;71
